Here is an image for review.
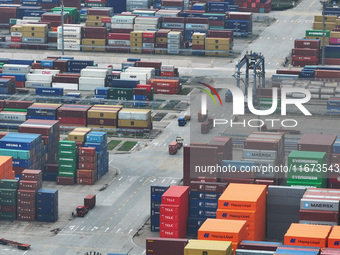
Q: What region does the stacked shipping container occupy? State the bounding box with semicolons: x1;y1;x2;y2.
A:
0;178;18;221
150;185;170;232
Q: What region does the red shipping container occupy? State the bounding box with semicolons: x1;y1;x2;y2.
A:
57;176;75;185
78;162;97;170
19;180;41;191
11;37;22;42
17;213;35;221
77;178;95;185
148;79;179;87
135;61;162;69
161;186;189;205
21;169;42;182
78;147;96;156
292;55;318;61
153;87;179;94
5;100;33;109
77;169;96;179
143;32;156;38
292;48;320;56
325;58;340;65
160;227;186;238
294;39;320;49
17;206;35;214
84;195;96;209
108;33;130;40
17;198;36;207
58;117;86;126
16;81;26;88
300;210;338;222
161;71;175;77
79;155;97;163
160;204;187;215
276;70;301;75
45;164;58;173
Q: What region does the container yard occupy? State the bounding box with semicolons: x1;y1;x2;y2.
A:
2;0;340;254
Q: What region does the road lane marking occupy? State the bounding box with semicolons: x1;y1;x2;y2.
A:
162;179;165;183
116;228;121;233
91;226;98;231
128;229;133;234
69;225;75;231
73;226;79;232
81;227;85;231
118;177;123;181
139;177;144;182
105;227;110;232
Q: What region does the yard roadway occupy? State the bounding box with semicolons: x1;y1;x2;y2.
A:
0;0;321;254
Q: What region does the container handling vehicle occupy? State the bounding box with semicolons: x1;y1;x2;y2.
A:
0;238;30;250
76;194;96;217
178;115;191;126
169;137;184;155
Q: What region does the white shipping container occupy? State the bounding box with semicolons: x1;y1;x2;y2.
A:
57;33;81;39
111;23;134;29
26;74;53;82
308;88;320;94
111;16;136;24
57;26;82;34
52;83;78;90
133;24;158;30
108;40;130;46
57;44;81;51
325;82;338;88
168;31;182;39
321;87;335;94
311;94;320;99
33;69;60;75
2;64;31;74
120;72;148;84
0;112;27;122
79;84;99;91
321;94;333;100
81;69;108;78
142;43;154;49
23;16;41;21
135;17;159;25
125;67;154;78
16;19;37;25
292;92;306;98
161;65;175;72
57;39;81;44
119;111;149;121
243;149;277;160
79;77;106;86
167;49;180;54
11;32;22;37
168;44;181;49
25;81;52;88
168;38;182;44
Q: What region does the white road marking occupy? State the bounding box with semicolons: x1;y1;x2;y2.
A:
163;143;167;146
109;159;114;164
116;228;121;233
91;226;98;231
105;227;110;232
139;177;144;182
283;20;287;22
276;63;279;65
118;177;123;181
290;38;293;40
268;62;271;65
267;37;270;40
23;251;28;255
129;177;134;181
150;178;156;183
73;226;79;232
69;225;75;231
128;229;133;234
81;226;85;231
161;179;165;183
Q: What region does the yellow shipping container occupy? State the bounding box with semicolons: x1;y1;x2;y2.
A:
131;42;142;47
87;15;108;21
205;51;229;57
73;127;92;133
313;22;336;30
130;32;143;38
315;15;337;22
87;109;119;119
68;132;87;142
205;38;230;46
118;120;150;128
22;24;48;32
22;31;46;38
192;40;205;45
331;31;340;38
130;48;142;53
192;33;206;40
131;38;143;43
82;39;106;46
184;240;233;255
156;37;168;43
11;25;22;32
336;19;340;25
155;49;168;54
205;44;229;51
87;125;117;129
85;21;102;27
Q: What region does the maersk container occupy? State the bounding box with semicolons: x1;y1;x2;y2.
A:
36;87;64;96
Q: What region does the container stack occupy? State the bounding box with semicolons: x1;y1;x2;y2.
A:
27;103;61;120
188;181;227;237
284;223;332;248
168;31;182;55
0;178;18;221
19;119;60;166
292;39;321;67
160;185;189;238
68;127;92;148
82;27;107;52
130;31;143;54
328;226;340;248
57;104;91;127
217;183;267;242
146;238;189;255
313;15;336;37
235;0;271;13
185;17;209;42
205;37;230;57
0;133;43;177
142;31;156;54
118;109;152;130
277;246;320;254
134;17;160;31
266;185;306;241
111;15;135;34
86;8;112;27
236;240;281;253
151;185;170;232
185;240;233;255
1;64;31;89
0;78;15;95
21;24;48;49
57;25;82;51
84;131;109;180
148;79;180;94
36;189;58;222
299;188;340;226
77;147;97;185
225;12;252;37
79;68;107;91
198;218;248;252
287;151;327;188
127;0;150;11
155;29;169;54
107;33;131;53
87;105;122;129
10;25;22;49
192;32;205;56
58;140;77;185
17;169;42;221
330;137;340;188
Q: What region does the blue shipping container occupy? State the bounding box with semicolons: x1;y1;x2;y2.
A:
36;87;64;96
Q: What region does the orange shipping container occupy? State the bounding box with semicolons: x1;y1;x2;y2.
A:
284;223;332;248
328;226;340;248
0;156;14;180
197;218;247;243
218;183;267;210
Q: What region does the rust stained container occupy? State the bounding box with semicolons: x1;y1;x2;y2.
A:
17;205;35;214
58;107;89;118
21;169;42;182
57;176;75;185
17;198;36;207
17;213;35;221
19;124;52;136
186;17;209;24
78;147;96;156
298;134;337;154
17;190;36;200
83;27;107;34
146;237;189;253
19;180;41;191
300;209;339;222
135;61;162;69
4;100;33;109
292;48;320;56
79;155;97;163
77;178;95;185
84;194;96;209
276;70;302;75
208;30;233;38
53;60;68;73
58;117;86;126
77;169;96;179
78;162;97;170
45;164;58;173
315;70;340;78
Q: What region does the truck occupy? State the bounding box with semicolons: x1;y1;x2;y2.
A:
0;238;30;250
225;90;232;102
169;137;183;155
76;194;96;217
178;117;186;126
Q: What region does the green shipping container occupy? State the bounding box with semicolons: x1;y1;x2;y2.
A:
59;149;77;157
286;179;326;188
59;140;76;150
58;159;77;168
108;88;134;100
0;189;17;199
51;7;79;23
58;171;76;177
0;212;16;220
306;30;330;37
85;3;106;7
0;179;19;189
0;148;31;160
58;164;76;172
3;108;27;112
0;197;16;206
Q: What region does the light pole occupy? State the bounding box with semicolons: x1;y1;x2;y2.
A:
320;0;327;65
61;0;64;55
